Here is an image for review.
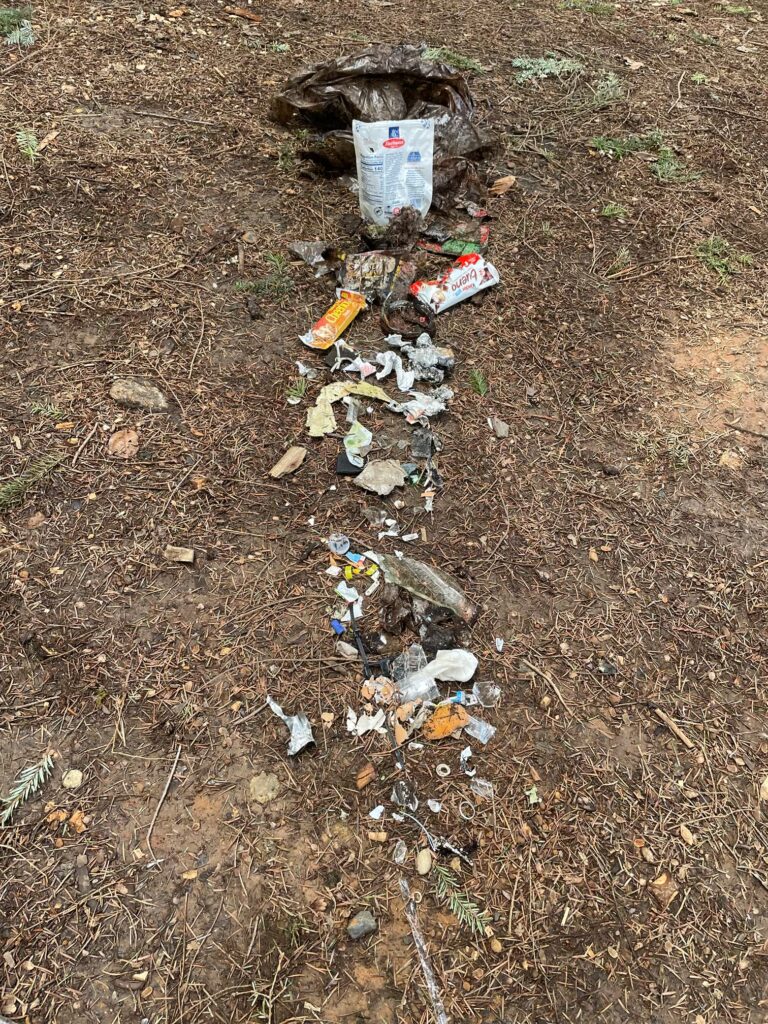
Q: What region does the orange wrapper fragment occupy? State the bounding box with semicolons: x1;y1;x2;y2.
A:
300;289;366;350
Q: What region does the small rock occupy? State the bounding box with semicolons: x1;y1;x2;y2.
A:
336;640;359;661
248;772;280;805
62;769;83;790
491;417;510;439
347;909;377;940
415;847;433;876
164;545;195;563
109;378;168;412
602;463;621;477
269;446;307;479
354;459;406;496
718;449;742;471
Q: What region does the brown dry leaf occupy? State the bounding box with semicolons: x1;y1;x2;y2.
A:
588;547;599;562
37;129;60;153
680;824;695;846
269;445;307;479
108;427;139;459
46;808;68;825
651;870;679;908
489;174;517;196
422;703;470;741
68;809;87;834
356;762;376;790
224;5;262;21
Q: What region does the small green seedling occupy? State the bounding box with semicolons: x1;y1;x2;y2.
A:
469;369;489;396
695;235;753;280
600;202;628;218
16;127;39;163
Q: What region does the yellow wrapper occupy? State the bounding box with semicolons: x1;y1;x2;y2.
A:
300;289;366;350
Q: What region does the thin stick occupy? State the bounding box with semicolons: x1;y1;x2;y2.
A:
521;658;572;714
146;744;182;862
652;707;695;749
725;421;768;441
71;423;98;467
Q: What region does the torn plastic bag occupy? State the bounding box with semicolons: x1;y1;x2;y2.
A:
272;44;493;203
389;386;454;423
389;332;455;384
376;552;478;624
271;44;476;130
344;421;373;468
306;380;391;437
288;241;339;276
392;643;428;681
398;648;478;702
267;697;315;756
376;351;415;392
464;715;496;745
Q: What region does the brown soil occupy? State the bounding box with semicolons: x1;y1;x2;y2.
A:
2;2;768;1023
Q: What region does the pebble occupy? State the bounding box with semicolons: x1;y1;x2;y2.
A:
62;769;83;790
602;463;622;476
415;847;433;876
164;545;195;563
109;378;168;412
347;909;377;940
248;772;280;805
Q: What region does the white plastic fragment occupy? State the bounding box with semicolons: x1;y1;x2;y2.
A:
464;715;496;745
369;805;385;820
470;777;495;800
267;697;315;756
375;351;415;392
346;707;387;736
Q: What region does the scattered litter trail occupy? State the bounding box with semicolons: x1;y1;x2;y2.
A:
1;4;767;1024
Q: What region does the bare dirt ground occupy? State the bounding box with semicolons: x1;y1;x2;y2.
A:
2;1;768;1023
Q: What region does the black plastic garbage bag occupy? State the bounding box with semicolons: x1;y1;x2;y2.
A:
273;43;493;176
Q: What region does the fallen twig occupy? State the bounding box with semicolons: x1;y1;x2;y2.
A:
725;421;768;441
651;706;695;749
146;744;182;862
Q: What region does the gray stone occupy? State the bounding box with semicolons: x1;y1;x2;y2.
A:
347;909;377;940
248;772;280;805
110;378;168;411
491;417;510;439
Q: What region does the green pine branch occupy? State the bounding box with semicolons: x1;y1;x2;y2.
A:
1;753;54;825
433;863;491;936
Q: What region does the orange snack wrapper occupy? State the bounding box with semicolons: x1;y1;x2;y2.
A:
300;289;366;350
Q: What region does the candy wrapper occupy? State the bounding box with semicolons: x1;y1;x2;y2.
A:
410;253;499;314
301;289;367;350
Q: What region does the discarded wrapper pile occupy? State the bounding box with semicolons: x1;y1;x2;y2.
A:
266;43;508;1011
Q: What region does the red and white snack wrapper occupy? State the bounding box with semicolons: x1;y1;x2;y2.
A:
410;253;499;314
